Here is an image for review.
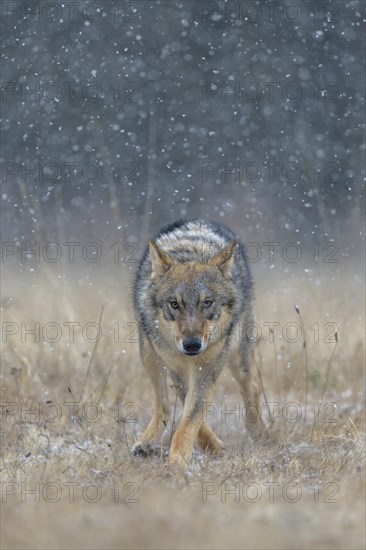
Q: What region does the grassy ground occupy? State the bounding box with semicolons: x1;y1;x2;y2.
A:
1;256;365;549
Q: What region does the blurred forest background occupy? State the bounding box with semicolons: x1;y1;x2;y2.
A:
1;0;364;252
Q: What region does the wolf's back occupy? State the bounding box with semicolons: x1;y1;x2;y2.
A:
153;218;238;263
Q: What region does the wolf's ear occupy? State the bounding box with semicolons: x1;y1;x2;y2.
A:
149;240;174;276
209;240;237;277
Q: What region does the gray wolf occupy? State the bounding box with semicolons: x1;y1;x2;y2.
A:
133;219;263;468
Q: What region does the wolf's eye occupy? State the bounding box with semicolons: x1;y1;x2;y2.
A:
204;300;213;308
170;300;179;309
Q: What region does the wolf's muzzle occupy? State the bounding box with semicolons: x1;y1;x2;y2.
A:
182;337;202;355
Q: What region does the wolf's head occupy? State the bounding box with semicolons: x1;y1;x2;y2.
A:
149;240;238;355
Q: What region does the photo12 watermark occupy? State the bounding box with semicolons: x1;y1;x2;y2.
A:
201;81;339;104
1;480;139;504
1;80;140;105
1;241;140;265
1;400;139;425
1;161;141;184
1;319;340;345
1;2;142;24
202;480;340;504
201;400;340;425
1;240;340;265
200;1;340;24
201;160;342;185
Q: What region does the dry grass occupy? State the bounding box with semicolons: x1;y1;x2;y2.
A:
1;256;365;549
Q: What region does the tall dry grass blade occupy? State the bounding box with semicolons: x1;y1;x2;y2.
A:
96;349;125;405
294;305;309;423
10;367;21;402
252;350;271;422
270;327;282;402
80;305;105;402
120;416;133;463
321;332;338;401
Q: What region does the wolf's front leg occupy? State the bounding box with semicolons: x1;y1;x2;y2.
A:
168;371;216;468
132;337;170;457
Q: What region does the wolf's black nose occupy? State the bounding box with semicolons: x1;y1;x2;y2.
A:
183;338;202;354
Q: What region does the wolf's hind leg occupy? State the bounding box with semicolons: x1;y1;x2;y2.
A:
228;347;265;435
132;337;170;456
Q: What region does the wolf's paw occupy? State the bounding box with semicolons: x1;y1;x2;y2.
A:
132;442;167;459
132;442;151;458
